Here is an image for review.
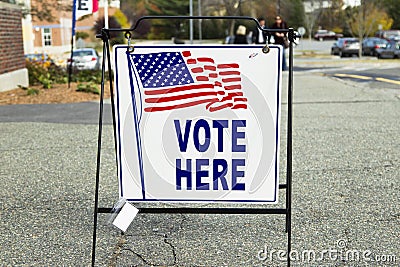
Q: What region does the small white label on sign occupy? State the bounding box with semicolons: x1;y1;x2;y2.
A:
112;202;139;232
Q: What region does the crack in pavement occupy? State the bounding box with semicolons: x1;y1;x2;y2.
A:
112;214;187;266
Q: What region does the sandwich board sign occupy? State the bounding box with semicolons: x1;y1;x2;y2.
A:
113;45;282;203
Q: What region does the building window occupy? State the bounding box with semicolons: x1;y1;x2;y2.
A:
42;28;52;46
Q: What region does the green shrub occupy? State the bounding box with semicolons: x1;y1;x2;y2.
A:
76;81;100;94
38;73;53;89
27;60;105;89
18;84;40;95
27;88;40;95
71;69;102;83
26;61;67;87
76;31;90;39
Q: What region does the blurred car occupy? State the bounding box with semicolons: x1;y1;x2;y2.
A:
68;48;100;70
314;30;343;41
362;37;389;56
331;38;360;57
375;30;400;40
388;35;400;42
25;53;55;65
376;41;400;59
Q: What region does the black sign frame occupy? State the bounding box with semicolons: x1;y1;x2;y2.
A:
91;16;295;267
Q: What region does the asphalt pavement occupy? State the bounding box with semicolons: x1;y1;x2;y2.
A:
0;60;399;266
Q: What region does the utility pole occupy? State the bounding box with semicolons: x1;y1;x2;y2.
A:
198;0;202;42
277;0;281;15
189;0;193;44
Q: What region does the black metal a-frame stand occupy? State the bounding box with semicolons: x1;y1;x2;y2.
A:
92;16;294;267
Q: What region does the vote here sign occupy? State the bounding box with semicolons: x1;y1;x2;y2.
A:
113;45;282;203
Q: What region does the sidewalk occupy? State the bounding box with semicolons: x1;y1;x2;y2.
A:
0;70;398;266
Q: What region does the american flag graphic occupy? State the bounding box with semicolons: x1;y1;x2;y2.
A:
130;50;247;112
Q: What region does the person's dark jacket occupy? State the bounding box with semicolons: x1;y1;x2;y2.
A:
270;21;288;46
252;26;268;44
233;34;248;44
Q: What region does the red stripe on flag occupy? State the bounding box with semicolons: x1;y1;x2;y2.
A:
182;51;191;57
187;59;197;64
209;73;218;78
222;77;241;83
219;71;241;76
217;63;239;69
204;65;217;71
232;104;247;109
144;98;218;112
233;97;247;102
220;92;243;102
224;85;242;90
208;103;233;112
197;57;215;63
145;91;222;103
230;92;243;96
196;76;209;81
191;67;203;73
144;83;214;95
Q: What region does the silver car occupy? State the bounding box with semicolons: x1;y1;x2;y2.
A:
376;41;400;59
331;38;360;57
69;48;101;70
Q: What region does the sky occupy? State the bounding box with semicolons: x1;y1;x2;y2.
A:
343;0;361;7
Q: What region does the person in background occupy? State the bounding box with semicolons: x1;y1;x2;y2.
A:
270;15;288;70
252;17;268;44
233;25;248;44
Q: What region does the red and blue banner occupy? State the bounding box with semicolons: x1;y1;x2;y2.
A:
72;0;98;36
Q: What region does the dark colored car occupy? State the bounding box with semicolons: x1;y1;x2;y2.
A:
376;41;400;59
331;38;360;57
362;37;389;56
314;30;343;41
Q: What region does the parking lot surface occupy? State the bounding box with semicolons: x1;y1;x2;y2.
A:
0;66;399;266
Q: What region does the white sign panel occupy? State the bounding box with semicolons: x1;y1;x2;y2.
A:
113;45;282;203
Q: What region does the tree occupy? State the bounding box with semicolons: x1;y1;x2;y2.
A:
346;2;393;37
121;0;151;37
281;0;305;29
345;1;393;56
146;0;191;39
93;16;124;45
381;0;400;29
303;0;325;40
113;9;130;29
318;0;346;33
20;0;71;22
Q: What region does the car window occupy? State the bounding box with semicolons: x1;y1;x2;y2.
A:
73;50;94;57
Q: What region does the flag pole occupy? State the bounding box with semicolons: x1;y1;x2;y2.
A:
104;0;108;28
68;0;77;88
